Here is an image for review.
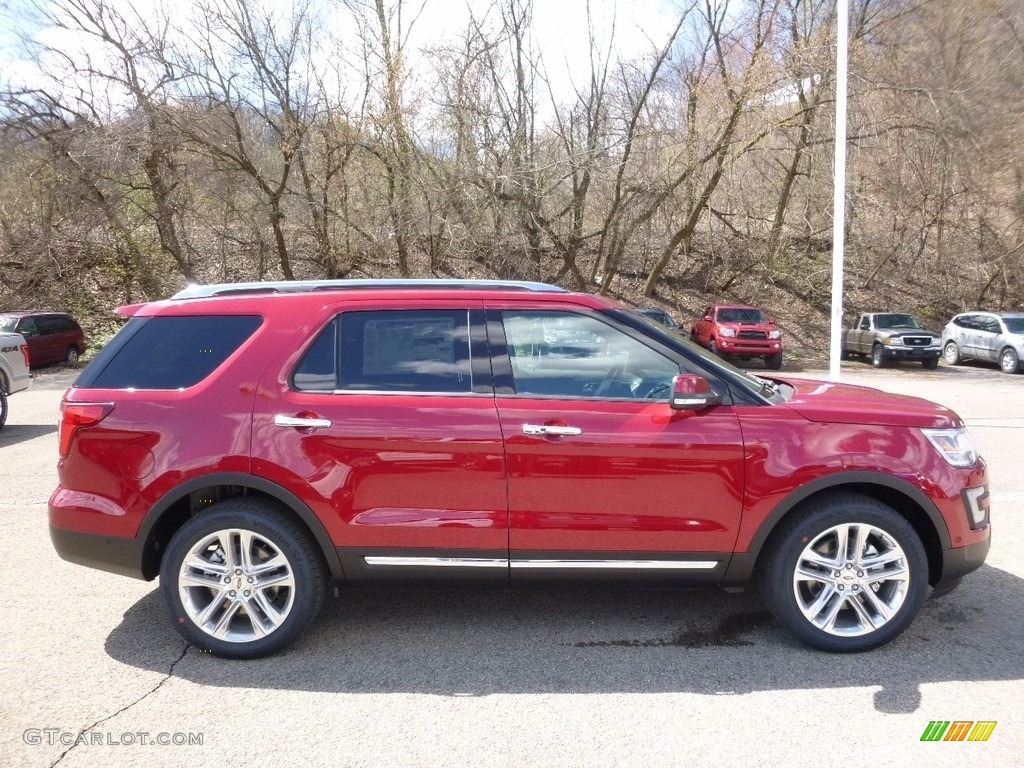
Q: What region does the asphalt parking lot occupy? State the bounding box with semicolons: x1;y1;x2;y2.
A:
1;362;1021;767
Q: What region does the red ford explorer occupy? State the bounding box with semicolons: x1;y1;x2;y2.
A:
49;280;990;657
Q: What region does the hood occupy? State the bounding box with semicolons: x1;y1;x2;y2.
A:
779;377;960;428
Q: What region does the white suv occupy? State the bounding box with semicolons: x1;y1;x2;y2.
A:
941;311;1024;374
0;331;31;429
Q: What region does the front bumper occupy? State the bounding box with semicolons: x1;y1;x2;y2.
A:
718;338;782;356
881;345;941;360
933;533;990;594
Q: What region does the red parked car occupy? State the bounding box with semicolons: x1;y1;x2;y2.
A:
50;280;989;658
0;310;85;367
690;304;783;369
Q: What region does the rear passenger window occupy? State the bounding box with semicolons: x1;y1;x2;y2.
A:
294;310;474;393
81;316;262;389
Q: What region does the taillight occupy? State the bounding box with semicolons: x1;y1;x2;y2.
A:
20;344;30;368
59;402;114;458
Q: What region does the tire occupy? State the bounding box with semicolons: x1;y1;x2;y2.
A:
840;347;850;361
759;494;928;652
922;357;939;370
765;352;783;370
708;340;720;357
943;341;961;366
999;347;1020;374
0;388;7;431
65;347;80;364
871;343;887;368
160;500;327;659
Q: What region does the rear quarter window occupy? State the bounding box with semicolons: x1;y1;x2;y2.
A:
77;315;262;389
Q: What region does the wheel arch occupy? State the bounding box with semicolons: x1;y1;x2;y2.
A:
136;473;345;582
725;471;950;588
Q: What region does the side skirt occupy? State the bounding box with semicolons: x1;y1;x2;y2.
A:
337;548;732;588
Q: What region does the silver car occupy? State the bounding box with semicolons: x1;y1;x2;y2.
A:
941;311;1024;374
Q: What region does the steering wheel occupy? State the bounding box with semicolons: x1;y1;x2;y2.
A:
643;379;673;400
594;360;627;397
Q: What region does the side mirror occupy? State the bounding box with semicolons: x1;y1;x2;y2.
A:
703;314;712;322
768;317;777;325
669;374;722;411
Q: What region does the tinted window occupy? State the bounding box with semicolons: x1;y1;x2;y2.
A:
954;315;977;329
502;310;678;399
293;320;338;391
17;317;38;337
1004;318;1024;334
337;310;473;393
37;315;64;334
84;316;261;389
981;318;1000;334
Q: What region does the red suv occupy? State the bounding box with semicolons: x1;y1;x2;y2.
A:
50;280;990;658
691;304;783;369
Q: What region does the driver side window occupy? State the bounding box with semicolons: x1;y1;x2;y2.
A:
500;310;679;400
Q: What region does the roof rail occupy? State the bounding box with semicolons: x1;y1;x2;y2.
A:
171;278;569;300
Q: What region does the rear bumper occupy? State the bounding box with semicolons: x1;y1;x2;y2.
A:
49;526;149;580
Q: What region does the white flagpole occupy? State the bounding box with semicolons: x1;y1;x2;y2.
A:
829;0;849;382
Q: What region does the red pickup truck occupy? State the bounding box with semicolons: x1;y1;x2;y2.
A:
690;304;783;369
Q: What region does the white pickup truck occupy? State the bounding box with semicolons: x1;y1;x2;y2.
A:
1;331;31;429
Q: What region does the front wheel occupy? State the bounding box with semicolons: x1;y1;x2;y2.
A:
922;356;939;370
871;344;887;368
708;340;720;357
65;346;80;364
160;500;327;658
759;494;928;652
1000;347;1020;374
764;352;783;370
943;341;961;366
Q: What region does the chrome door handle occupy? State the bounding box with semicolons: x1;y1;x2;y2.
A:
275;414;333;429
522;424;583;437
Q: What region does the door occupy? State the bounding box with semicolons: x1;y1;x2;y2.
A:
251;304;509;585
489;306;745;585
976;316;1002;362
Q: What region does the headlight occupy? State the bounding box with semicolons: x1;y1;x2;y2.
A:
883;335;897;345
921;427;978;467
719;327;736;337
769;329;782;339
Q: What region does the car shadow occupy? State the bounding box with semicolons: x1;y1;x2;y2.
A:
0;423;57;446
105;564;1023;713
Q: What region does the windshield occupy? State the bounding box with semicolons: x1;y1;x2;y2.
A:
874;314;922;330
0;317;17;333
1004;318;1024;334
717;308;766;323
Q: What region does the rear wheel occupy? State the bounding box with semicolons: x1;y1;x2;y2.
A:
0;388;7;431
65;346;79;364
943;341;961;366
922;357;939;370
1000;347;1020;374
160;500;327;658
759;494;928;652
871;343;887;368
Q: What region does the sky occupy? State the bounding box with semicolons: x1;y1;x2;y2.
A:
0;0;688;111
